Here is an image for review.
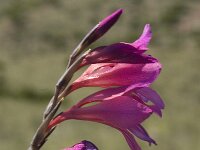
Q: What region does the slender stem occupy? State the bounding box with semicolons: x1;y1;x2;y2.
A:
28;101;62;150
28;17;97;150
28;50;91;150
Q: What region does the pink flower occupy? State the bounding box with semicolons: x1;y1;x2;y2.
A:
64;24;161;95
49;90;161;149
64;140;98;150
72;84;164;117
69;62;161;93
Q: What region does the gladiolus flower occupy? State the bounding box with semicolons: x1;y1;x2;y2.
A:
65;24;160;94
64;140;98;150
49;92;161;149
69;62;161;93
73;84;164;117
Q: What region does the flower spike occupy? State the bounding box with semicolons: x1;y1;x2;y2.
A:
28;7;164;150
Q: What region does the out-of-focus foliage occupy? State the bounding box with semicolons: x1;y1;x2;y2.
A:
0;0;199;150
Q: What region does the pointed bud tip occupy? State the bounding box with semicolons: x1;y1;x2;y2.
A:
98;9;124;31
114;8;124;16
81;9;124;49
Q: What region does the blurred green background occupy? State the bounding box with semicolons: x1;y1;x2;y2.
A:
0;0;200;149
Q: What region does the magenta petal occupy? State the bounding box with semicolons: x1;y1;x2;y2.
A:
65;143;85;150
135;87;165;109
64;140;98;150
65;142;85;150
49;96;152;129
74;83;151;108
75;86;128;107
48;97;152;150
74;87;163;117
73;96;152;128
121;130;142;150
129;125;157;145
80;43;157;67
73;84;163;117
132;24;152;52
49;92;159;150
71;62;161;91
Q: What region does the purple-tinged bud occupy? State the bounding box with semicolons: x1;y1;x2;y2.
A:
72;9;123;59
96;9;123;38
83;9;123;46
64;140;98;150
